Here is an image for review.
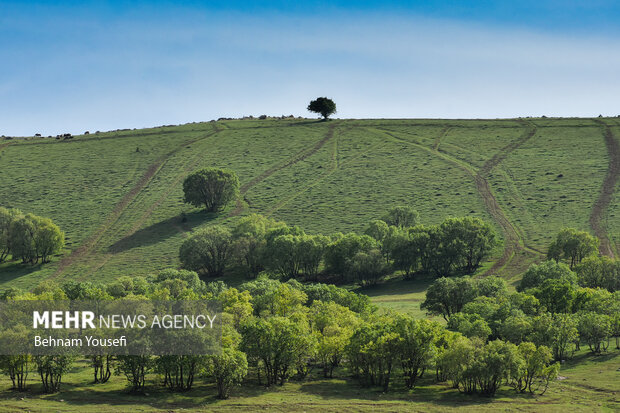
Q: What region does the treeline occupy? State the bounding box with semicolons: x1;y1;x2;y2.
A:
0;207;65;264
1;269;564;398
423;262;620;360
179;207;498;284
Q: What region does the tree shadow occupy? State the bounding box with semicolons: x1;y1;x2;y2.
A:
0;262;44;283
107;211;212;253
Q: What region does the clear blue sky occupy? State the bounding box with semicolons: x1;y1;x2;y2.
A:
1;1;620;136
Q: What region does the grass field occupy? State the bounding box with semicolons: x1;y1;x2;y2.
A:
1;117;619;411
0;348;617;412
2;117;617;293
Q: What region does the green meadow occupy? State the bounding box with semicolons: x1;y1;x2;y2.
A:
0;117;618;411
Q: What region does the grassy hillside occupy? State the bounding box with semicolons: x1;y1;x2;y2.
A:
0;117;618;301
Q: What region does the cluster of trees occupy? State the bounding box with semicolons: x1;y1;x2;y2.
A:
0;207;65;264
179;208;497;284
0;268;566;398
422;261;620;361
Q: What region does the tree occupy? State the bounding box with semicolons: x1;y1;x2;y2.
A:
382;206;419;229
578;312;611;354
0;207;21;262
421;277;478;321
307;97;336;119
513;342;558;395
204;347;248;399
179;226;234;277
116;355;153;393
547;228;599;269
440;217;497;273
34;355;74;393
240;316;315;386
324;233;377;278
183;168;239;212
394;317;441;389
518;261;577;292
349;249;388;286
575;256;620;292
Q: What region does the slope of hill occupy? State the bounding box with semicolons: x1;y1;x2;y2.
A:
0;117;618;301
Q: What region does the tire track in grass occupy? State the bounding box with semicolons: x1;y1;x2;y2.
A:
590;120;619;258
378;121;538;276
228;123;337;217
83;127;233;277
52;126;222;278
266;126;392;216
83;123;337;277
433;127;451;151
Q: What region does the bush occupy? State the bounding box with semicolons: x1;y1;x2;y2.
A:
183;168;239;212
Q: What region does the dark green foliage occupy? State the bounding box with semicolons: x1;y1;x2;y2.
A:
179;226;234;277
575;256;620;292
381;206;420;229
547;228;599;269
0;207;64;264
518;260;577;292
307;97;336;119
182;168;239;212
324;233;377;278
420;277;478;321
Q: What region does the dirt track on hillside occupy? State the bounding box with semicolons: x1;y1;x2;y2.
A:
53;127;222;278
380;121;537;276
590;120;619;258
228;123;337;217
479;122;538;274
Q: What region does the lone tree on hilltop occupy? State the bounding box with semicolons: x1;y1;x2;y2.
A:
183;168;239;212
307;97;336;120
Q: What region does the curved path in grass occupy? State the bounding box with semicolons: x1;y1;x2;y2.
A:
380;121;538;276
590;120;619;258
229;122;337;217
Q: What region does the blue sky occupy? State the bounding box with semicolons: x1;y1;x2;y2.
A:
1;1;620;136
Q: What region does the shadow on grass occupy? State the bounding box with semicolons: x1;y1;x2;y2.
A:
0;262;44;283
353;275;435;298
107;211;214;253
295;375;531;408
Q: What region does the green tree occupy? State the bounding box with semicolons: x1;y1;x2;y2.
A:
183;168;239;212
518;260;577;292
575;255;620;292
394;317;441;389
421;277;478;321
440;217;497;273
310;301;358;377
349;249;388;286
232;214;285;277
240;315;315;386
513;342;558;395
34;355;74;393
578;312;611;354
324;233;377;278
381;206;420;229
179;226;234;277
204;347;248;399
116;355;153;393
547;228;599;268
307;97;336;119
0;207;21;262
